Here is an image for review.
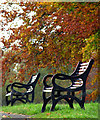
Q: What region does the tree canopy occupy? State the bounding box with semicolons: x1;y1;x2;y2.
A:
1;2;99;101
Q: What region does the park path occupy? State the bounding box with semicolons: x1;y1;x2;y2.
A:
0;111;34;119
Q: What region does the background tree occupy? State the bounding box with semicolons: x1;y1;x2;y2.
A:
1;2;99;104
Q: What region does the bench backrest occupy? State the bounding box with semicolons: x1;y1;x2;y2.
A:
71;59;94;79
27;73;40;93
28;73;40;84
69;59;94;89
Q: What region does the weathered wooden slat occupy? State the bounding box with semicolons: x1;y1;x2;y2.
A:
70;87;76;89
80;66;87;68
46;87;53;89
80;62;89;66
43;89;52;92
73;84;82;87
78;69;85;72
76;72;84;75
74;81;83;84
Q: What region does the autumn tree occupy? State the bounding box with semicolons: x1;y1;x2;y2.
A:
1;2;99;102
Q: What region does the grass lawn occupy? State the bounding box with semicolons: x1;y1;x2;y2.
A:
1;102;98;118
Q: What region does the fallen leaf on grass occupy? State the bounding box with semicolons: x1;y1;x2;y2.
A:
58;114;61;115
6;112;12;114
0;111;4;113
46;113;51;116
2;115;7;118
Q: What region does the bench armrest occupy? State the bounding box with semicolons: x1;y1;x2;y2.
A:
52;73;83;89
6;84;12;93
11;82;33;91
52;73;72;84
43;74;53;88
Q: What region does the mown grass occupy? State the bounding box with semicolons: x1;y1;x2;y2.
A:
2;102;98;118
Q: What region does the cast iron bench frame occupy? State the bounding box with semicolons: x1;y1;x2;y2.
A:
6;73;40;106
41;59;94;112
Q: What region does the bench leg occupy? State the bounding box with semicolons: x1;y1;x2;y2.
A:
26;95;28;103
6;96;10;106
50;100;56;111
11;94;14;106
66;92;74;109
71;89;85;109
41;92;51;112
64;97;74;109
50;91;57;111
70;92;74;108
10;94;17;106
50;91;73;111
81;89;86;109
31;91;34;103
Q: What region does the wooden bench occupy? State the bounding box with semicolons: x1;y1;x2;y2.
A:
6;73;40;106
41;59;94;112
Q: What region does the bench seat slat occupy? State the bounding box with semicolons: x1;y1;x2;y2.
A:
70;87;77;89
45;87;53;89
74;81;83;84
73;84;82;87
6;92;11;96
43;89;52;92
